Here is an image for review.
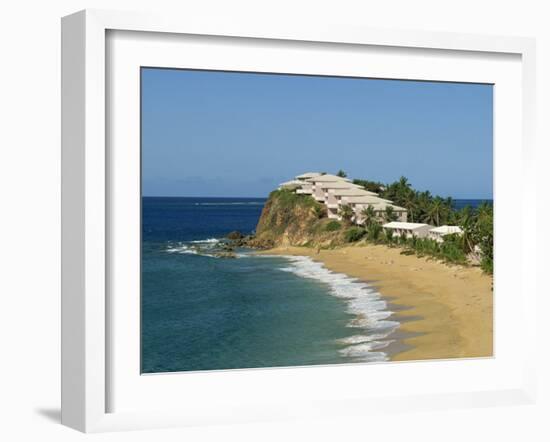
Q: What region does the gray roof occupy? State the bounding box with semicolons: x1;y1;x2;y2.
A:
278;180;303;189
383;222;432;230
346;195;393;204
317;182;363;189
305;174;351;183
351;199;407;212
332;188;379;196
295;172;323;180
429;225;463;234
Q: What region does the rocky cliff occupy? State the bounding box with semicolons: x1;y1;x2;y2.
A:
246;189;349;249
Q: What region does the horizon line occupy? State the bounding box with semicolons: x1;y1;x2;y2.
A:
142;195;494;200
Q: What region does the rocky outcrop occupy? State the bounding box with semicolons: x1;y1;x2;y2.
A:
226;231;244;240
244;189;348;249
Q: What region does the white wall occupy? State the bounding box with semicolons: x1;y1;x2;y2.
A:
0;1;548;441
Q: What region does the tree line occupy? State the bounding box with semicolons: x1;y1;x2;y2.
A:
337;174;493;274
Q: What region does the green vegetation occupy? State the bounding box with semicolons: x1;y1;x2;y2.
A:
357;175;457;226
336;169;348;178
344;226;366;243
383;205;398;223
351;174;493;274
256;189;323;239
268;188;319;209
366;222;382;241
389;233;467;265
384;228;394;245
352;178;385;193
325;220;342;232
361;213;490;269
338;204;354;224
360;205;376;226
312;203;327;219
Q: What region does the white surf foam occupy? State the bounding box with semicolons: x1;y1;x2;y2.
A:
165;241;221;258
336;333;391;345
277;255;399;362
165;244;198;255
188;238;220;244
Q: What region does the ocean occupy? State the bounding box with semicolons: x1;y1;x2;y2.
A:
141;196;491;373
453;199;493;210
141;196;398;373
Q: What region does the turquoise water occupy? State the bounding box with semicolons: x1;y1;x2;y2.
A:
141;197;398;373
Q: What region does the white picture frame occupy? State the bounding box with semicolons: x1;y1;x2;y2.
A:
61;9;537;433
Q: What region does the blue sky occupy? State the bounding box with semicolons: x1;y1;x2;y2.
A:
142;68;493;199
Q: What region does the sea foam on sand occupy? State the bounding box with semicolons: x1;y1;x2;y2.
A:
277;255;399;362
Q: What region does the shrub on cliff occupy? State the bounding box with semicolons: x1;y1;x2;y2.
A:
325;220;341;232
366;223;382;241
268;189;318;208
344;227;366;243
312;204;327;219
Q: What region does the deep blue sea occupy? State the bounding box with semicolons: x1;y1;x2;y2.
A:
453;199;493;210
141;196;491;373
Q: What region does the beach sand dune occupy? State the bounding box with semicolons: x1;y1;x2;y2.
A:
259;243;493;361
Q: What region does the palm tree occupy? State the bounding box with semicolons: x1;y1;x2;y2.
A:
384;205;398;223
456;206;475;253
415;190;431;222
472;202;493;264
338;204;354;224
476;201;493;223
425;197;445;226
367;222;383;241
360;204;377;227
401;195;417;222
384;228;394;245
398;176;410;190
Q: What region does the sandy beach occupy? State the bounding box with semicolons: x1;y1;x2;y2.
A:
258;243;493;362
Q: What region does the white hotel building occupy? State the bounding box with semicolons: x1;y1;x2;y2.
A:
279;172;407;223
279;172;462;239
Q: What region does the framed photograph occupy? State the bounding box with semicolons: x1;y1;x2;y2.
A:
61;9;537;432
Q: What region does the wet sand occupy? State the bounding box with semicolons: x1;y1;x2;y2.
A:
258;243;493;361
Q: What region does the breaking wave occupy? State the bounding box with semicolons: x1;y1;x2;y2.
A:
165;238;223;258
277;255;399;362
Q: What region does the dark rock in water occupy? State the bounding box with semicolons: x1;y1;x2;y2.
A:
226;231;244;240
225;232;256;248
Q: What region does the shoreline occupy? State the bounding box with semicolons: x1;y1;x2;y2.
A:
257;243;493;361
